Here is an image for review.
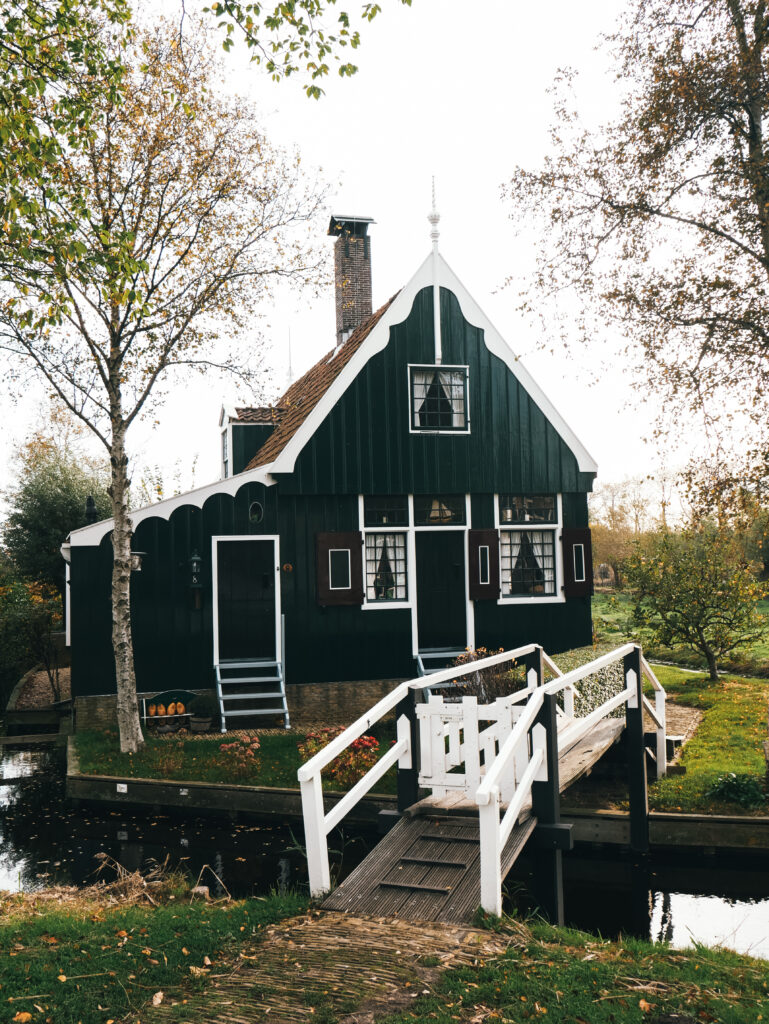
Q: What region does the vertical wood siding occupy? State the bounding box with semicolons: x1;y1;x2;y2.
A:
70;285;596;698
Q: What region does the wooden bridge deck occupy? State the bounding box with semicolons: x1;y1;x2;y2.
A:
322;717;625;923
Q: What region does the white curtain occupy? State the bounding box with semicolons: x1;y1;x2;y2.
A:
437;370;466;428
412;370;432;424
500;531;521;595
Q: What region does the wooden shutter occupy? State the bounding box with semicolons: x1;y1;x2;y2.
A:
468;529;500;600
316;532;363;606
562;528;594;598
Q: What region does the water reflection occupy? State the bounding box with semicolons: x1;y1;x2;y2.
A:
0;743;372;897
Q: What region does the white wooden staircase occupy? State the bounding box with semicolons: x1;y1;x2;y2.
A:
215;659;290;732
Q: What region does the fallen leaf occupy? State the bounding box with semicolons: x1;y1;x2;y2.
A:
639;999;654;1013
189;966;209;977
13;1013;32;1023
151;992;164;1007
57;975;67;983
182;947;189;956
203;956;212;967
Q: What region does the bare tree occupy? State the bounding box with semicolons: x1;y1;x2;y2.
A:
0;21;326;751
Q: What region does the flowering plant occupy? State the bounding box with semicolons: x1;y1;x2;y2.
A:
298;727;380;788
219;735;261;780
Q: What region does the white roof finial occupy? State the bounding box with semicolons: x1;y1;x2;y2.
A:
428;176;440;254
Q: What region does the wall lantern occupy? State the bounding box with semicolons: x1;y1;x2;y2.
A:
189;550;203;589
85;495;98;524
131;551;146;572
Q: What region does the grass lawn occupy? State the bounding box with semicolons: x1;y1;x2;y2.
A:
592;592;769;677
0;883;307;1024
385;918;769;1024
74;729;398;795
648;664;769;814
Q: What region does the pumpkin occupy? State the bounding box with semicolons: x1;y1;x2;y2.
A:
167;701;177;716
157;703;167;717
176;701;186;715
148;704;156;717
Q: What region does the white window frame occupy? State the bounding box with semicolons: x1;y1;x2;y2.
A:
478;544;490;586
494;493;565;605
572;542;586;584
328;548;352;591
407;364;471;435
221;426;231;480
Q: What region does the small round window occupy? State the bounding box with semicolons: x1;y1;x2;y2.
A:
248;500;264;525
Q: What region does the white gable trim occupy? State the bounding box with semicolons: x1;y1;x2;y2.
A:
68;465;276;547
436;254;598;474
270;251;597;476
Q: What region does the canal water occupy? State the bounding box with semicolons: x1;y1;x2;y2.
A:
2;743;768;959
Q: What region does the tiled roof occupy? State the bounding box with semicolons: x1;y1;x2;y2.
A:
245;293;398;471
234;406;281;424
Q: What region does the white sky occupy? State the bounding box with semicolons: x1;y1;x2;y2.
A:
1;0;681;503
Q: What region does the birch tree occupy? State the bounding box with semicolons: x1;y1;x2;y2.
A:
506;0;769;432
0;21;326;752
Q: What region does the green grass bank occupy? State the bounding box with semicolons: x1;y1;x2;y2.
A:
383;917;769;1024
0;882;307;1024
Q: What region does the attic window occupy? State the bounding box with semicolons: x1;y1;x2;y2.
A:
410;366;468;432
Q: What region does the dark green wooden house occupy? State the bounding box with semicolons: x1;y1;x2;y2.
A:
64;214;597;730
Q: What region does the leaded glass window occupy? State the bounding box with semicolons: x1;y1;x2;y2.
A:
365;533;408;601
410;366;468;431
498;494;555;524
500;530;556;596
363;495;409;527
413;494;466;525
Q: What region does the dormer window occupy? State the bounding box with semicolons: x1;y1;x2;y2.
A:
409;365;469;432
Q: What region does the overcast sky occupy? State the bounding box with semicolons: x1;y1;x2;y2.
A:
1;0;685;505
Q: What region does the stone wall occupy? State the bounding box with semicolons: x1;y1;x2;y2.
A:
74;678;404;733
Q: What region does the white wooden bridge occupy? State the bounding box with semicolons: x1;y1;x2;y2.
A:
298;643;666;923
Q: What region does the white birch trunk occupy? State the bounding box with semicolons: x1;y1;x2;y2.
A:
110;423;144;754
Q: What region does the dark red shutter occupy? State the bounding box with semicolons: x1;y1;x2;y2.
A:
316;532;363;606
562;528;594;598
468;529;500;600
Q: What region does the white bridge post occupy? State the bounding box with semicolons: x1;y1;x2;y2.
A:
300;775;330;897
479;786;503;916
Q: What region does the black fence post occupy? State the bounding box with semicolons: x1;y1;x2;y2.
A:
625;645;649;854
528;643;572;925
396;686;420;813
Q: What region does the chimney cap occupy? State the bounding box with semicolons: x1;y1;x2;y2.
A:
328;214;375;238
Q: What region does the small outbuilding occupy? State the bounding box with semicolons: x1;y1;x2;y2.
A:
64;210;597;730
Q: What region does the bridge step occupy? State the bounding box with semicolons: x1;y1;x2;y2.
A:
322;812;537;924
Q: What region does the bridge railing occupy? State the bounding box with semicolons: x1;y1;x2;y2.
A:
476;643;656;915
297;643;540;897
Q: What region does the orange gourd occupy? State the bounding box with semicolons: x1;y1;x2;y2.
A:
148;704;156;717
176;702;185;715
157;703;167;716
167;702;177;716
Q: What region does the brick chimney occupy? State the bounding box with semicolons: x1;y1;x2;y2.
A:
328;215;374;347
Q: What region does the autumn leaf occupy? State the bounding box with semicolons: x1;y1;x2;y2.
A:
57;974;67;983
13;1013;32;1023
639;998;654;1013
152;991;164;1006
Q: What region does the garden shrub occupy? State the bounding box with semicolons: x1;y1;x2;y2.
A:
298;727;379;788
706;772;766;809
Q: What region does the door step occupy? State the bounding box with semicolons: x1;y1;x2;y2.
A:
215;656;289;732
